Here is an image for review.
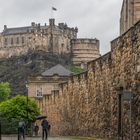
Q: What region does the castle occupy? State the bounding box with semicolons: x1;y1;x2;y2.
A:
27;0;140;139
0;18;100;67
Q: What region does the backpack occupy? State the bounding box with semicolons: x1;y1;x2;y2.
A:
42;120;49;129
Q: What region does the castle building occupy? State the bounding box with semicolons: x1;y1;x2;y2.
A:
0;19;100;67
0;19;77;54
120;0;140;34
28;64;72;114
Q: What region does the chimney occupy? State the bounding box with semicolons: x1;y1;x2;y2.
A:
4;25;7;30
58;23;64;29
49;19;55;26
31;22;35;27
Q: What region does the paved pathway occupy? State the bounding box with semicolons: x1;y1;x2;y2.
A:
2;136;81;140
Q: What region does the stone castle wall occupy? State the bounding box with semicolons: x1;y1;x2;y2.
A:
37;20;140;139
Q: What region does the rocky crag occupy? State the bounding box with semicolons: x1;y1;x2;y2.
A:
0;50;70;96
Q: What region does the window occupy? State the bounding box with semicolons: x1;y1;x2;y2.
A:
4;38;7;45
16;37;19;44
22;37;24;44
36;85;43;98
61;43;64;53
53;84;59;91
11;38;13;45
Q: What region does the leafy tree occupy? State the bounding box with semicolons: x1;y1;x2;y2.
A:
0;95;40;122
0;95;40;133
0;82;10;102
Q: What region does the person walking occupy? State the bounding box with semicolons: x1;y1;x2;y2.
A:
30;121;35;136
41;118;49;140
18;119;25;140
34;124;39;136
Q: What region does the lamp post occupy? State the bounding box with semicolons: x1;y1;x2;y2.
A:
117;86;123;140
0;121;1;140
25;81;29;134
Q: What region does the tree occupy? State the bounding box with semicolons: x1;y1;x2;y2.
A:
0;82;10;102
0;95;40;133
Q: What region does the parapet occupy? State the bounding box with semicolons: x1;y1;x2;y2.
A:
71;38;99;45
58;22;78;33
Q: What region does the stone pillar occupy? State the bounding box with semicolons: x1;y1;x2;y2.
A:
49;19;55;26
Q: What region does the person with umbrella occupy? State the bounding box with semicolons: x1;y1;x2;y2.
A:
41;118;49;140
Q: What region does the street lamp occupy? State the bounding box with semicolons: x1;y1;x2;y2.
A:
117;86;123;140
0;121;1;140
25;81;29;134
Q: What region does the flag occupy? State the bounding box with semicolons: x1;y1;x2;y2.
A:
52;7;57;11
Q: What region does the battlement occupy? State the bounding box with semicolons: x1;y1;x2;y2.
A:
71;38;100;68
58;22;78;33
71;38;99;44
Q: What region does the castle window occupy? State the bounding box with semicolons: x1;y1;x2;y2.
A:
61;43;64;53
22;37;24;44
53;84;59;91
36;84;43;98
11;38;13;45
16;37;19;44
4;38;7;45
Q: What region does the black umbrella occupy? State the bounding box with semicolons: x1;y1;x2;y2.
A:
36;115;47;120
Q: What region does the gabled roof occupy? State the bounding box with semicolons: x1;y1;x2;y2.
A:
42;64;72;76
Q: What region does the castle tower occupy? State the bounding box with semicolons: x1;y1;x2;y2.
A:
120;0;140;34
71;38;100;68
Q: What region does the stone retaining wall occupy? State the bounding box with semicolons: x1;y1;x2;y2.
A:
38;21;140;139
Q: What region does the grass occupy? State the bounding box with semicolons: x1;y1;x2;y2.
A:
66;65;87;74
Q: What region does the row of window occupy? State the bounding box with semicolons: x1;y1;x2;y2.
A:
36;84;59;97
4;37;25;45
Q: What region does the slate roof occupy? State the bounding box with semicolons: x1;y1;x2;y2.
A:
2;26;49;35
42;64;72;76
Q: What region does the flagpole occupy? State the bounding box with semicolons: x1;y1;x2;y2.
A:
51;7;53;19
51;7;57;19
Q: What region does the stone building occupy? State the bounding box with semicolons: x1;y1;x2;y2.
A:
120;0;140;34
1;19;77;54
0;19;100;67
71;38;100;68
28;64;72;114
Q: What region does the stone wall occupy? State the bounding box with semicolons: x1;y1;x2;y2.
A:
120;0;140;35
38;19;140;139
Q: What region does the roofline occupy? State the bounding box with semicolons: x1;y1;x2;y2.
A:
120;0;125;15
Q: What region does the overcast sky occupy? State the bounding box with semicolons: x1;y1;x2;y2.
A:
0;0;123;55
